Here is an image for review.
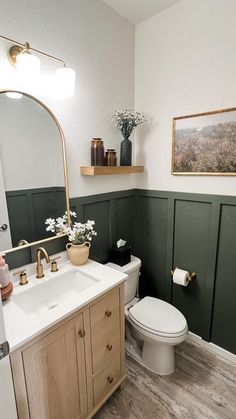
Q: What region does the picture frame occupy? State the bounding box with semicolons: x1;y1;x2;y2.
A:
172;107;236;176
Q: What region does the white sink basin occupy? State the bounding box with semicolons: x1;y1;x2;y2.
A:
12;269;100;316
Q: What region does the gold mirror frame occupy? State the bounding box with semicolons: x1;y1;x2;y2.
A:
0;90;71;254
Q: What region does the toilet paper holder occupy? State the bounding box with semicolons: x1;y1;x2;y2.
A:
171;267;197;283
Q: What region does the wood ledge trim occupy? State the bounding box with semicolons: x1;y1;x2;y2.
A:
80;166;144;176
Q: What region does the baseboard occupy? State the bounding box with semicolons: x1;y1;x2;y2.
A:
187;332;236;366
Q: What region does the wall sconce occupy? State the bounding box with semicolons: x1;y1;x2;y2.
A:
8;42;40;76
0;34;75;98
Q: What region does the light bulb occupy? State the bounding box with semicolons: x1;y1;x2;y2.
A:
16;52;40;77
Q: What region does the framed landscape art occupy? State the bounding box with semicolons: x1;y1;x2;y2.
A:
172;107;236;175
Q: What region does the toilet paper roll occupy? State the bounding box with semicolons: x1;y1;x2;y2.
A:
173;268;189;286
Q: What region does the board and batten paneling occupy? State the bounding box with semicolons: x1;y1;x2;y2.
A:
5;187;236;354
83;201;111;263
6;193;33;246
6;189;136;270
70;190;136;265
211;204;236;353
134;190;236;349
135;194;170;301
114;196;136;250
172;199;213;339
6;187;66;247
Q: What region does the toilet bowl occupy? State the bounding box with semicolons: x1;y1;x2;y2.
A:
106;256;188;375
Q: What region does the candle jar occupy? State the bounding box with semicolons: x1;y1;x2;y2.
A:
91;138;105;166
104;149;117;166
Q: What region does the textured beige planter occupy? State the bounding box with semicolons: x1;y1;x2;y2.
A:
66;242;91;266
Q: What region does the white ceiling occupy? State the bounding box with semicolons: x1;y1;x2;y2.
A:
102;0;183;24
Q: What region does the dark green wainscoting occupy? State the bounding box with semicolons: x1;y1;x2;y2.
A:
6;187;66;246
70;190;136;264
5;189;136;269
135;190;236;354
5;188;236;354
211;203;236;354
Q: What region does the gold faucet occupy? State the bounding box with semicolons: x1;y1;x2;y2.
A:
36;247;50;278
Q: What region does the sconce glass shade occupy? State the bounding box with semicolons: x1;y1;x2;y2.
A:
56;67;75;98
16;52;40;77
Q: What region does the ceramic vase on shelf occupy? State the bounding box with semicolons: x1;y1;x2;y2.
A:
120;136;132;166
66;242;91;266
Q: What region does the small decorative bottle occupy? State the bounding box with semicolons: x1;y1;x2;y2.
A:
104;149;117;166
0;254;10;288
90;138;105;166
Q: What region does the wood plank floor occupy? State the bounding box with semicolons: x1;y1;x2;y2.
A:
94;339;236;419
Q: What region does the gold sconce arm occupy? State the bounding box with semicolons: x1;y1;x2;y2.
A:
0;34;66;67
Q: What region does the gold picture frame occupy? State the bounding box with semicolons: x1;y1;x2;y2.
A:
172;107;236;176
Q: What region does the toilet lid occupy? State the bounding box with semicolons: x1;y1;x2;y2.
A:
129;297;187;336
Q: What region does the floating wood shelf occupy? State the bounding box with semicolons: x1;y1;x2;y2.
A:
80;166;144;176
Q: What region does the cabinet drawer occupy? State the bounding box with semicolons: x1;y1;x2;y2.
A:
90;288;121;371
90;288;120;337
92;328;120;372
93;353;121;406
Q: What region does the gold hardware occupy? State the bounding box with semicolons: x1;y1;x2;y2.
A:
106;344;113;351
107;376;113;384
78;330;86;338
8;44;28;67
36;247;50;278
188;272;197;282
50;256;61;272
18;239;29;246
171;267;197;283
105;310;112;318
13;269;28;285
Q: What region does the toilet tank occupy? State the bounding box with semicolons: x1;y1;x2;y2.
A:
106;256;141;304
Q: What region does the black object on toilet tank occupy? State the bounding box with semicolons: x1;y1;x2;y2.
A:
110;244;131;266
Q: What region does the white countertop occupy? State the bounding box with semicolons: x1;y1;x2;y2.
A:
3;257;127;352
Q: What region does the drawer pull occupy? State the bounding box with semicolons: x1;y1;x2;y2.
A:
78;330;86;338
105;310;112;317
106;344;113;351
107;375;113;384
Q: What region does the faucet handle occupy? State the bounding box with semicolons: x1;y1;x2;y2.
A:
13;269;28;286
50;256;61;272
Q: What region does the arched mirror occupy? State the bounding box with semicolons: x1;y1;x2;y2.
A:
0;90;70;254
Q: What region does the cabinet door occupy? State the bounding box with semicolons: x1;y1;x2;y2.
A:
22;315;87;419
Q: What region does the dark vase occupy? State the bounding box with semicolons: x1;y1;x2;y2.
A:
120;136;132;166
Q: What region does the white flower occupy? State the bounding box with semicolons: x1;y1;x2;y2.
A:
111;108;146;139
45;211;97;245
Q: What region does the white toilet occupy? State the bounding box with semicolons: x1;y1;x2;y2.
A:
106;256;188;375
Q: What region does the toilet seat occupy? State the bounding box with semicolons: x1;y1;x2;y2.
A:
128;296;187;338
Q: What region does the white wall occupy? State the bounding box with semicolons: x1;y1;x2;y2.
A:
0;0;135;197
135;0;236;195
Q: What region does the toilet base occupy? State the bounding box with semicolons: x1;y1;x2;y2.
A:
125;336;176;376
125;314;186;376
142;341;175;375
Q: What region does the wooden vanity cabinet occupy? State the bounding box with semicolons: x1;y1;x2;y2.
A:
10;284;125;419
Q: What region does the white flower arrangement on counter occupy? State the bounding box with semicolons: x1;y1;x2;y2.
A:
45;211;97;245
111;108;147;139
